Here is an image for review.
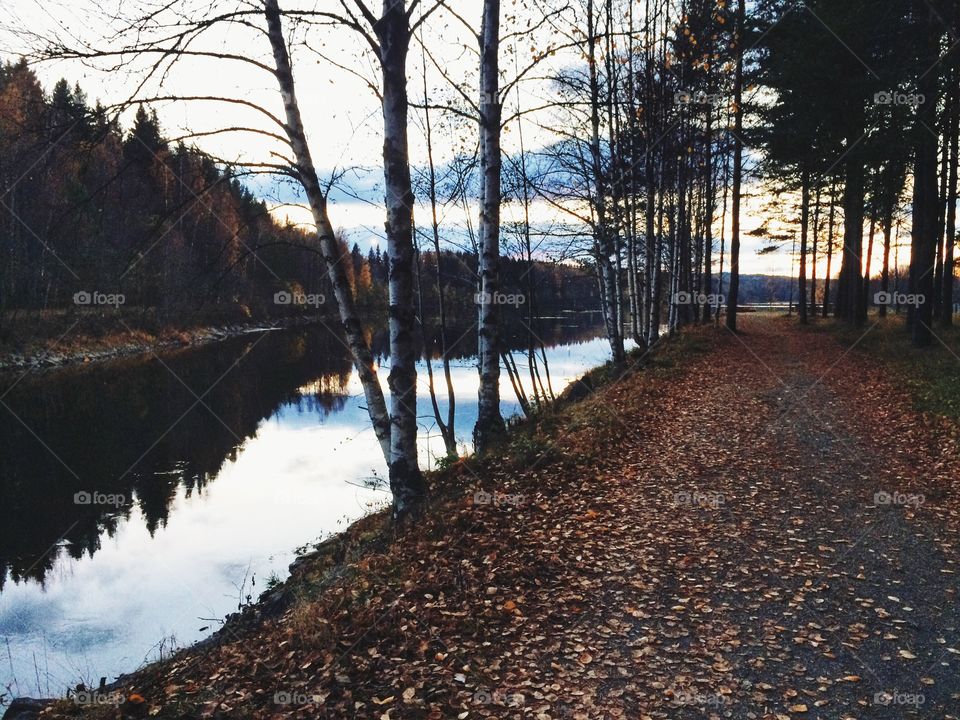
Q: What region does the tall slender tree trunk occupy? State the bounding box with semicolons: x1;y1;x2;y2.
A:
625;0;642;343
586;0;625;361
839;115;866;325
676;126;692;326
420;47;457;458
935;96;951;320
863;214;876;316
474;0;507;453
702;105;714;323
643;0;658;344
650;180;665;341
644;119;658;344
668;193;679;334
716;108;730;323
944;78;959;327
264;0;392;464
824;180;836;318
811;183;821;317
880;213;893;319
376;0;427;515
604;0;627;342
799;167;809;324
725;0;745;332
910;8;942;347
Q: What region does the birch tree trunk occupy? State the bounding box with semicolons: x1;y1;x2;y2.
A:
586;0;625;362
642;0;658;344
473;0;507;454
375;0;427;514
420;41;457;458
264;0;391;464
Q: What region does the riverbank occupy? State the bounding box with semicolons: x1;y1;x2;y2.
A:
9;315;960;719
0;313;325;372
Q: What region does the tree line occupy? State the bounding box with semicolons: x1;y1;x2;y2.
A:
0;61;597;343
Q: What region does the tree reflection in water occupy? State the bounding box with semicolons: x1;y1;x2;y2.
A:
0;314;604;590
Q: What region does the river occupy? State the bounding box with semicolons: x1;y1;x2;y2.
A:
0;315;626;701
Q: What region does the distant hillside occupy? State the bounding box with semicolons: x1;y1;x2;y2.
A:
0;62;599;350
717;274;832;305
719;274;798;304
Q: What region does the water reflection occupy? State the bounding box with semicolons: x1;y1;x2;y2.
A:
0;328;355;591
0;314;611;697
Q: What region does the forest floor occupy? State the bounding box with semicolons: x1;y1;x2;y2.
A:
21;314;960;720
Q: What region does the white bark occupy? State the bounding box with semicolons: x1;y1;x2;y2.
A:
473;0;506;454
586;0;625;363
374;0;426;514
264;0;391;463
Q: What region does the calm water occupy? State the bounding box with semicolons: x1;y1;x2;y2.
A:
0;316;623;701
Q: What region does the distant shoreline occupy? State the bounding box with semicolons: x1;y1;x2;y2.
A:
0;315;322;373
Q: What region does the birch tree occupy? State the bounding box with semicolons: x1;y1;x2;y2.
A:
474;0;507;452
30;0;440;518
418;0;568;450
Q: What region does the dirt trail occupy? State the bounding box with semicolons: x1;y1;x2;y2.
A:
464;315;960;719
30;316;960;720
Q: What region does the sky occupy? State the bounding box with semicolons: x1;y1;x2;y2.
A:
0;0;911;278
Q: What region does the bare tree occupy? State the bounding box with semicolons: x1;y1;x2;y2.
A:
474;0;507;452
29;0;439;518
